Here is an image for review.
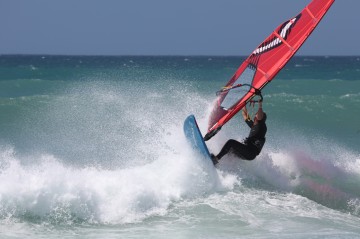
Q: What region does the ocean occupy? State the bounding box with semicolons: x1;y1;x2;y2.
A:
0;55;359;238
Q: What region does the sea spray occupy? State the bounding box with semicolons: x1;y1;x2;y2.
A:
0;144;238;225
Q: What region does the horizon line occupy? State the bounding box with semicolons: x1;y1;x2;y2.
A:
1;54;360;57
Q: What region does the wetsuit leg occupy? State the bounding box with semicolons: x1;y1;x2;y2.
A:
216;139;256;161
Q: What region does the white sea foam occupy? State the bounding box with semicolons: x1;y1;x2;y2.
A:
0;80;238;225
0;143;238;224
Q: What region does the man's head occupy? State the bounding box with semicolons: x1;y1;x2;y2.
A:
254;112;267;124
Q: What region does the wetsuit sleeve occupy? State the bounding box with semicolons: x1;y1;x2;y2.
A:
245;119;253;128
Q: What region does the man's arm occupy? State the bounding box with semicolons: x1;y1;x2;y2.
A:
242;106;253;128
256;101;264;121
242;106;250;121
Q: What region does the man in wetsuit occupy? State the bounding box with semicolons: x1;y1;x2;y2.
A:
211;101;267;165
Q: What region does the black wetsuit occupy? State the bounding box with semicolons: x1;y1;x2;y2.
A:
215;118;267;161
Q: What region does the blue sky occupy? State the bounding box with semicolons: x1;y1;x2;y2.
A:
0;0;358;55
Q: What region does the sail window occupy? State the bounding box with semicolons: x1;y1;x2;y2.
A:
221;66;256;110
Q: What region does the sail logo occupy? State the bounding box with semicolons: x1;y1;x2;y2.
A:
252;14;301;56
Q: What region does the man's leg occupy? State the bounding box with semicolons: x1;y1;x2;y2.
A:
216;139;256;161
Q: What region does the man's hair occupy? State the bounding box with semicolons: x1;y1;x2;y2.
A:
262;113;267;122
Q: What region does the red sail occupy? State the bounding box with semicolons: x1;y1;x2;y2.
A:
206;0;334;139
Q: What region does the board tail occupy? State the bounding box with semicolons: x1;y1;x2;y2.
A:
183;115;214;164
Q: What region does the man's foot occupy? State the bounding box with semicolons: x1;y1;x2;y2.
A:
210;154;219;165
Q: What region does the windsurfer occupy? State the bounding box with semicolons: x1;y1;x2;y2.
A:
211;101;267;165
